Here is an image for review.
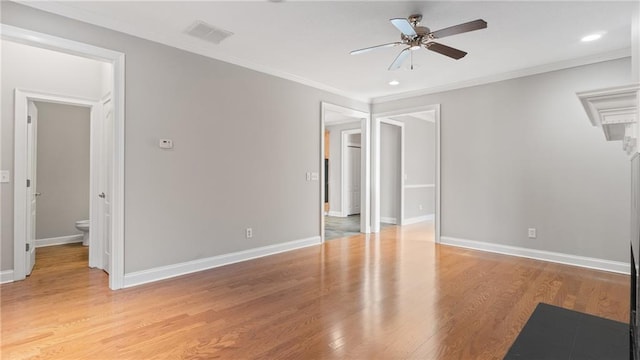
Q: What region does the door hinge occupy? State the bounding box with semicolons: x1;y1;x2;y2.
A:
26;179;31;187
27;115;31;124
26;243;30;252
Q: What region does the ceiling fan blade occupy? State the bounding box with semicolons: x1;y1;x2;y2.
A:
350;42;402;55
390;18;417;37
388;48;410;70
430;19;487;39
426;42;467;60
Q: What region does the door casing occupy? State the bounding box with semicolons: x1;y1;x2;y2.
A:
373;104;441;242
320;102;371;241
14;91;105;272
4;24;126;289
341;128;362;217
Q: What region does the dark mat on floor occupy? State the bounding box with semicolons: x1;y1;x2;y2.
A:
504;303;628;360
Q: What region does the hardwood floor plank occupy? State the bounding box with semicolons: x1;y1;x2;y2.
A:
1;224;629;359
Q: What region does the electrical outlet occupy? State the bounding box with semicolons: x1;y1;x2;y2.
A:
246;227;253;239
528;228;537;239
418;204;423;211
306;172;311;181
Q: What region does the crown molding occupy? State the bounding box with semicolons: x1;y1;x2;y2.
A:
372;48;632;104
13;1;372;104
577;83;640;155
13;1;633;107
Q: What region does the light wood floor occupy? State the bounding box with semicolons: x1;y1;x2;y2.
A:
1;222;629;359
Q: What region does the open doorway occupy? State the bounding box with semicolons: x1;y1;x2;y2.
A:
320;103;370;241
379;120;403;227
373;105;441;242
32;102;91;250
4;25;125;289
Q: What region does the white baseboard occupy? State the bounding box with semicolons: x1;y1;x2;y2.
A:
440;236;629;274
380;216;397;225
327;211;346;217
403;214;434;225
36;234;83;248
123;236;321;288
1;270;14;284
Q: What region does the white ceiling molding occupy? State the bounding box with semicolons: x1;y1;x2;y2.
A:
14;1;635;104
373;48;631;104
578;84;640;155
12;1;372;103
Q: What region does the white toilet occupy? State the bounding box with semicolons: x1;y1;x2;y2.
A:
75;220;90;246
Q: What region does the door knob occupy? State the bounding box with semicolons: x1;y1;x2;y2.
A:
98;192;106;198
35;192;41;197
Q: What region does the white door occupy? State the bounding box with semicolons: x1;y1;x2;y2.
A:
346;146;361;215
101;98;113;274
25;101;38;275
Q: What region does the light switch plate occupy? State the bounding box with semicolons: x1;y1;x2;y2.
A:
0;170;9;183
311;172;319;181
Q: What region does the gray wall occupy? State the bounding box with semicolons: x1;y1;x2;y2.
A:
374;57;632;263
325;121;360;215
1;39;104;269
380;123;400;222
35;102;90;239
1;2;368;273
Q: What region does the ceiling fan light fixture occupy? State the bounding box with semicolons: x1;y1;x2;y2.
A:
581;32;604;42
389;80;400;86
410;45;421;51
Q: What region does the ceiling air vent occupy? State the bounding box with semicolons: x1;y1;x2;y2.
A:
186;20;233;45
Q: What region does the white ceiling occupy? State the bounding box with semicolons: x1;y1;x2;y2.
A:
20;1;634;102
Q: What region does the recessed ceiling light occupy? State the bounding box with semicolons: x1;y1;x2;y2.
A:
389;80;400;86
581;33;604;42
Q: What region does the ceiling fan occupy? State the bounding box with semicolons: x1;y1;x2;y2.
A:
351;14;487;70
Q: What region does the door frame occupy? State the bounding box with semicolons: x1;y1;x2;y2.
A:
3;24;126;289
14;91;102;268
341;128;362;217
320;102;371;241
374;119;405;230
373;104;441;242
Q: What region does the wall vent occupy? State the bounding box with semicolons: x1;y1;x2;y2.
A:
186;20;233;45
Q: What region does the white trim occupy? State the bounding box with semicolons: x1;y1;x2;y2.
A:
404;183;435;189
123;236;321;288
0;270;14;284
327;211;346;218
373;104;441;243
403;214;434;225
320;102;371;243
440;236;629;274
13;2;372;105
380;217;397;225
14;2;631;106
3;25;126;290
374;118;405;231
372;48;631;104
325;118;362;126
36;235;83;248
361;116;371;235
13;90;98;281
341;128;362;217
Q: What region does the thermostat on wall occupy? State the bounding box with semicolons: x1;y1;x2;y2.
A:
159;139;173;149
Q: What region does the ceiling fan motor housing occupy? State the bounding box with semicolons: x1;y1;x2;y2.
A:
408;14;423;25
